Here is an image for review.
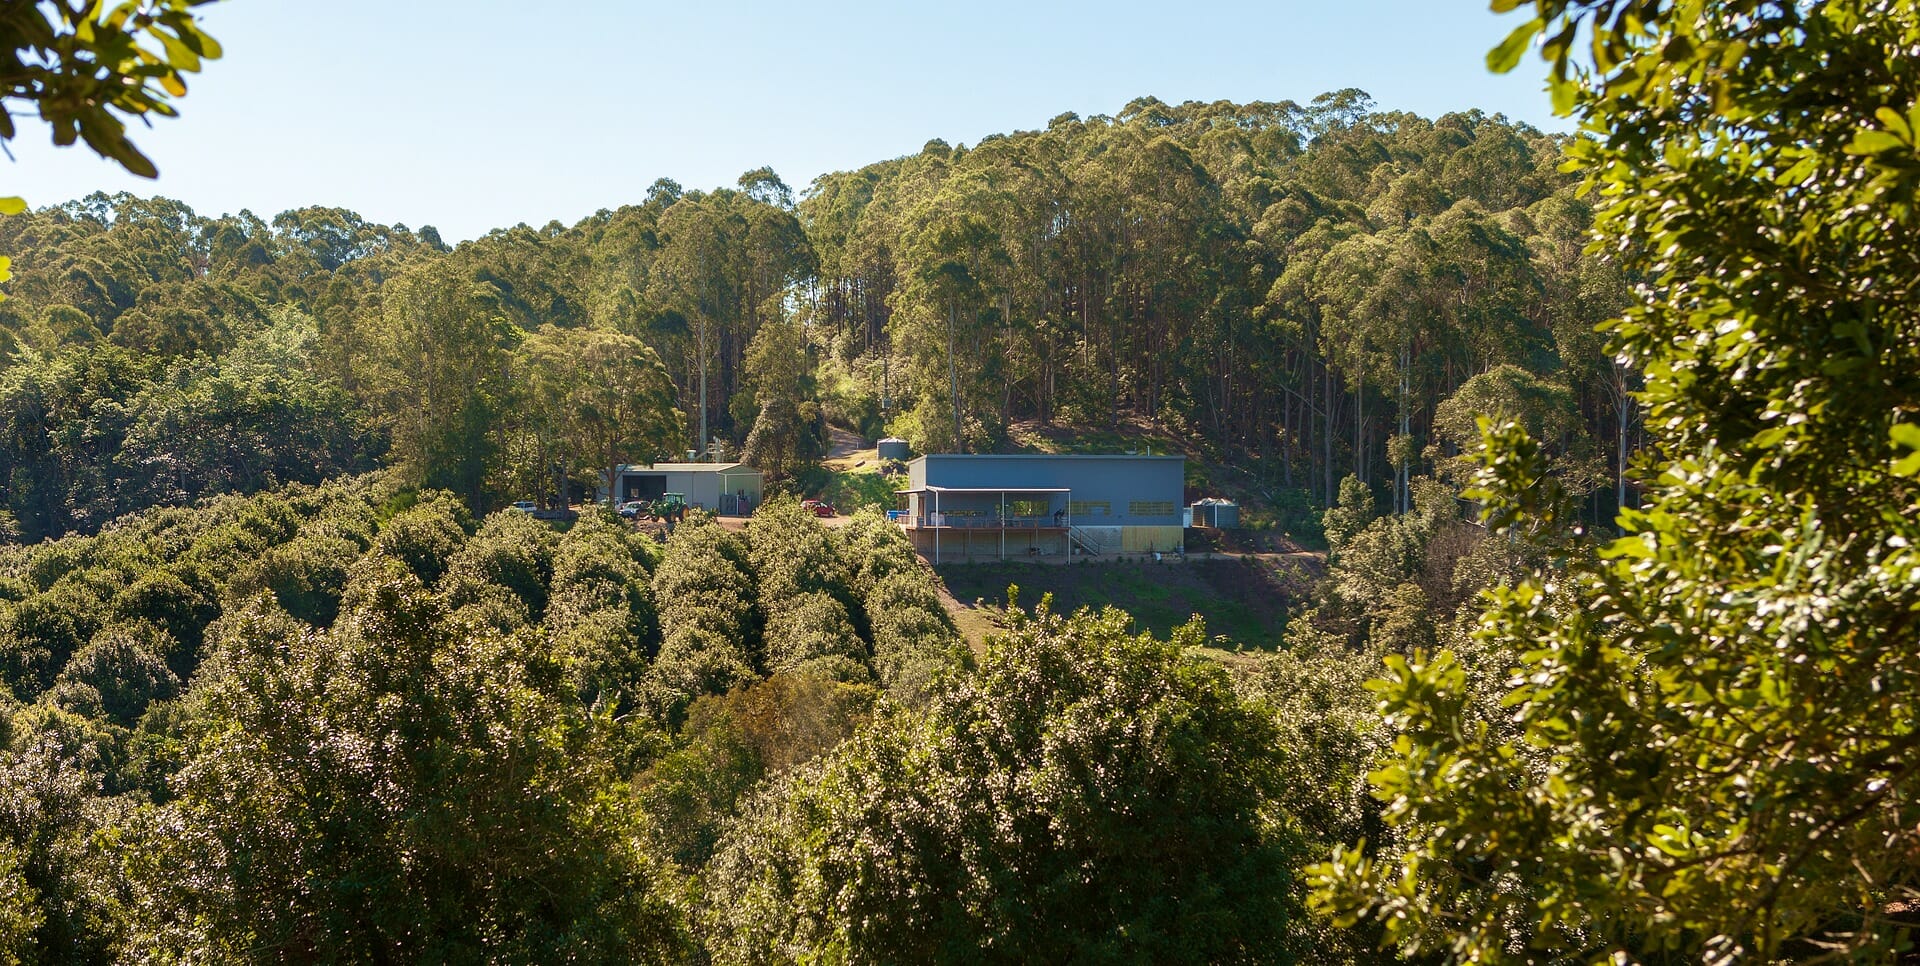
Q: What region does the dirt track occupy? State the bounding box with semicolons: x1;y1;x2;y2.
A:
824;425;866;461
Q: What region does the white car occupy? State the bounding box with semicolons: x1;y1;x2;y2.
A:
510;500;538;513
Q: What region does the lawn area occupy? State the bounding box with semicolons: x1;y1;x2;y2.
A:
933;554;1317;650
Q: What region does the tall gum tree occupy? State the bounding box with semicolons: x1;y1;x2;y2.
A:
517;325;683;507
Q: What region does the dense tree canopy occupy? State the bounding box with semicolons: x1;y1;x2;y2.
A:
0;477;978;960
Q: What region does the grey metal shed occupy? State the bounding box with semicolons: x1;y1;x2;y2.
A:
606;462;764;515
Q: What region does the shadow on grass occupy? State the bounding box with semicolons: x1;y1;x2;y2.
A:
933;556;1300;649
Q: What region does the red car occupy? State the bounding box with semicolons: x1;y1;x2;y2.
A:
801;499;836;517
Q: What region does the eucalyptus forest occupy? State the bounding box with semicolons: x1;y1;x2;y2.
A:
1;0;1918;962
0;89;1626;541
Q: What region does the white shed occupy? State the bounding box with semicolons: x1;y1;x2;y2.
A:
605;462;764;515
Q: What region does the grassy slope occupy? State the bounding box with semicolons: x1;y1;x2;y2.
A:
818;460;900;511
934;553;1319;651
794;436;904;514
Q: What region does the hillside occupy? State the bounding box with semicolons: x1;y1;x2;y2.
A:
0;97;1635;548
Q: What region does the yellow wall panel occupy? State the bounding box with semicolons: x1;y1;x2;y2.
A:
1120;526;1184;553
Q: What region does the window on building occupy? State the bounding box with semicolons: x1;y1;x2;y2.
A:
1068;501;1111;516
1128;501;1175;516
1008;499;1049;517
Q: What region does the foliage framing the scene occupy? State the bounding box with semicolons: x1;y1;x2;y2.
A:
1314;1;1920;962
0;0;222;180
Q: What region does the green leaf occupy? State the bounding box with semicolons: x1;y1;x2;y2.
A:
1894;425;1920;476
1488;19;1543;73
1875;106;1913;141
154;30;203;72
1847;130;1906;155
1549;76;1579;115
117;144;159;180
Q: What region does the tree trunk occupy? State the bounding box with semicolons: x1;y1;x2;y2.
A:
1323;360;1334;505
1353;381;1365;484
947;299;963;453
698;319;709;455
1399;341;1412;515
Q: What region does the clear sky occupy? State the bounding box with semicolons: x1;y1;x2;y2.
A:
4;1;1561;242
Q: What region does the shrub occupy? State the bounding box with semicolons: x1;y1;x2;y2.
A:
52;623;181;728
704;607;1302;964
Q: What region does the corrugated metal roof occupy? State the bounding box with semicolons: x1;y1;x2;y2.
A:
907;453;1184;462
900;485;1072;493
615;462;755;473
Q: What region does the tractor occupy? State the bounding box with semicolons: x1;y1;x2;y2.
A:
648;492;688;523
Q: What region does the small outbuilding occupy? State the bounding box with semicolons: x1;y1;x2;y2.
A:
604;462;763;516
1190;498;1240;528
896;453;1186;562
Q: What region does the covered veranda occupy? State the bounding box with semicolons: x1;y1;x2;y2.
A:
895;485;1077;564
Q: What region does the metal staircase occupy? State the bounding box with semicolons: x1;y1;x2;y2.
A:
1068;526;1109;557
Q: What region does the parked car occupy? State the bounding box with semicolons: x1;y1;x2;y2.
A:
617;500;646;518
802;499;837;518
510;500;538;513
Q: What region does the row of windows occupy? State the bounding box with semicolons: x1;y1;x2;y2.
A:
921;503;1175;518
1059;500;1176;517
923;500;1176;518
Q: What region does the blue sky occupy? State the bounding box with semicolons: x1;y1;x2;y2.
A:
4;1;1562;242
